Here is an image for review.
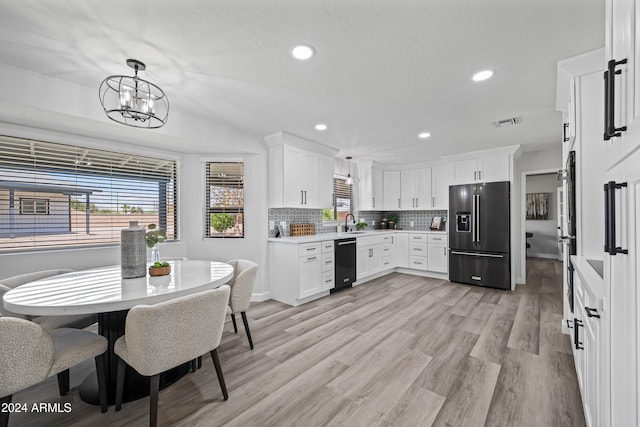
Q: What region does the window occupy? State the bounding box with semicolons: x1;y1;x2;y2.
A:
20;198;49;215
0;135;179;251
204;161;244;238
323;175;354;222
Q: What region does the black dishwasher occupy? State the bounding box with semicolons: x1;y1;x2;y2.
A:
332;237;356;293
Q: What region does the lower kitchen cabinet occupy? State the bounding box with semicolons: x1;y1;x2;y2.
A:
269;240;335;306
357;242;382;280
427;234;448;273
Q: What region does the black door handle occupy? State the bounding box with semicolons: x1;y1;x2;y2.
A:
574;319;584;350
604;181;628;255
563;123;570;142
585;307;601;318
605;58;628;139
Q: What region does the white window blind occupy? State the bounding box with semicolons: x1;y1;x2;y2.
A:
204;161;244;238
0;135;179;251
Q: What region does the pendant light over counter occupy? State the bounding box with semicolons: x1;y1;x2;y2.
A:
99;59;169;129
346;156;353;185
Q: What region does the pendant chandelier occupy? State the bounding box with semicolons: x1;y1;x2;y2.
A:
99;59;169;129
346;156;353;185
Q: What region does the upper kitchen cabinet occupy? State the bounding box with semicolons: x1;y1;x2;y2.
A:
383;170;401;210
605;0;640;169
400;168;431;210
447;146;519;185
357;161;384;211
431;163;452;209
265;132;337;209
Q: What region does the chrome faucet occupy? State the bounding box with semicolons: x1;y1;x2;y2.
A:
345;213;356;232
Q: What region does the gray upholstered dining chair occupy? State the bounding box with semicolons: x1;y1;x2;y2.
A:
0;270;98;330
0;317;108;427
226;259;258;349
114;285;231;427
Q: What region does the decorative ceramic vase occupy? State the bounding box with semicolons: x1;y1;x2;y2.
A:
121;221;146;278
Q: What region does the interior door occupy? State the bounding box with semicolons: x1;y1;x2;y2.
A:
557;187;565;261
475;181;510;253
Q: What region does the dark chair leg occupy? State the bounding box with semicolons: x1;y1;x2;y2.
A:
210;348;228;400
241;311;254;349
231;313;238;333
190;359;197;373
197;356;202;369
57;369;70;396
0;395;12;427
150;374;160;427
115;357;126;411
94;353;108;413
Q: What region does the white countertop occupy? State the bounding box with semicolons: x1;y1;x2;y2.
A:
3;260;234;316
268;229;447;244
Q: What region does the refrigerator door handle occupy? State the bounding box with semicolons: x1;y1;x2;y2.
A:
471;194;476;242
475;194;480;243
451;251;504;258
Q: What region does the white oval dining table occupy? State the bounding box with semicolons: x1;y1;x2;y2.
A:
2;260;234;405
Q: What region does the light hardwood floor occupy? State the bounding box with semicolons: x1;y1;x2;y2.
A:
7;257;585;426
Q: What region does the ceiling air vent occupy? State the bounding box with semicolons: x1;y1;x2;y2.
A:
492;116;522;128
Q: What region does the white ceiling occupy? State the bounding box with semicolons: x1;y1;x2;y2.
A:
0;1;604;163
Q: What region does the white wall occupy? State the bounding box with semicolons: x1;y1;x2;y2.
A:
0;63;271;301
525;173;562;258
514;145;562;283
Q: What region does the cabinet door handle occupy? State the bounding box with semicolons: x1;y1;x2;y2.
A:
563;122;570;142
301;190;304;204
604;58;628;139
416;198;418;208
574;318;584;350
604;181;628;255
443;247;446;255
432;196;435;207
372;197;375;208
478;170;482;180
304;190;307;205
307;256;317;261
585;307;601;318
474;171;477;181
398;198;401;208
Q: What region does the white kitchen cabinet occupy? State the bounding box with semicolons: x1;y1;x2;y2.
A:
381;233;395;269
401;168;432;210
427;234;448;273
357;165;384;211
269;240;333;306
356;245;382;280
409;234;428;271
431;163;452;210
451;156;510;185
605;0;640;169
266;136;335;209
298;244;322;299
383;170;401;210
372;168;384;210
395;233;409;268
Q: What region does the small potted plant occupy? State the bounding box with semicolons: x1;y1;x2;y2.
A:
149;261;171;277
356;221;368;231
387;213;399;229
145;224;167;263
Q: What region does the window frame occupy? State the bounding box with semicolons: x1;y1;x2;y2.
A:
203;158;245;239
19;198;50;215
323;174;355;226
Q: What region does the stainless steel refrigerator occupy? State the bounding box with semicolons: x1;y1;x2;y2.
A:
448;181;511;290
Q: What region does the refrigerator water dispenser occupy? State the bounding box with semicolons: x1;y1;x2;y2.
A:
456;212;471;232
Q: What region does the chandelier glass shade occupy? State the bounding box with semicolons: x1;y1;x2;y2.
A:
99;59;169;129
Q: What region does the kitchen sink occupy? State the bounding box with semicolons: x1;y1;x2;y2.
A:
347;231;367;234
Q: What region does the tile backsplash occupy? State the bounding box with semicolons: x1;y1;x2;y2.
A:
268;208;448;237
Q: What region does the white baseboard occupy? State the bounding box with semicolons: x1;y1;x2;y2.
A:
251;291;271;302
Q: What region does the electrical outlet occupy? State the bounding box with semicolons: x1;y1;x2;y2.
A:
410;221;414;227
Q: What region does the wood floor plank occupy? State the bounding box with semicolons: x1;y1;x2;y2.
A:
458;301;497;335
431;356;502;427
470;293;521;364
381;386;446;427
539;311;573;356
507;293;541;354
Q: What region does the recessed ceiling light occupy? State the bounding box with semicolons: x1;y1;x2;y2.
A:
418;132;431;139
315;123;327;131
291;45;315;60
472;70;494;82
